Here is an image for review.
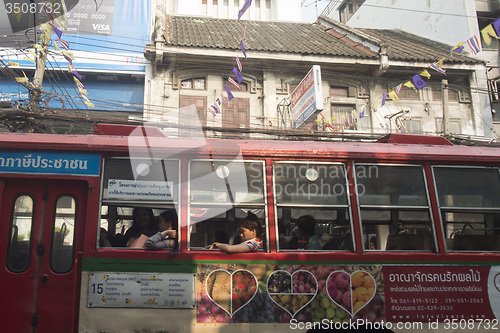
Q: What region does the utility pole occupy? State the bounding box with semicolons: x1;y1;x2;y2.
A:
30;45;49;109
29;12;49;111
442;79;449;135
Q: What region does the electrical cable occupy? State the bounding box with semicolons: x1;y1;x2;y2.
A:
1;6;498;137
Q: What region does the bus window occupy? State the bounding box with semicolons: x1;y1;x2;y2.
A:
7;195;34;273
51;196;76;273
273;162;352;251
102;158;180;204
188;160;266;250
276;208;351;251
100;158;180;249
100;205;135;247
355;164;435;252
100;206;177;248
433;166;500;252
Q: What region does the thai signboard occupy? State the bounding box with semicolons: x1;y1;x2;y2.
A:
0;151;100;176
87;272;195;309
291;65;323;129
107;179;173;201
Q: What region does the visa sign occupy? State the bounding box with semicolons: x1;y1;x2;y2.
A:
291;65;323;129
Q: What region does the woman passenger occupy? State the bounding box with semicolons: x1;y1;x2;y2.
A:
210;211;263;254
144;210;178;250
124;208;157;247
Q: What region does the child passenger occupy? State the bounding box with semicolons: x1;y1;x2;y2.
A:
210;212;263;254
144;210;178;250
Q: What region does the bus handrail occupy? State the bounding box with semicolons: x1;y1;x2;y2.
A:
72;251;83;332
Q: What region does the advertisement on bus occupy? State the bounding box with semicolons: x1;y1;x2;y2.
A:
195;263;500;327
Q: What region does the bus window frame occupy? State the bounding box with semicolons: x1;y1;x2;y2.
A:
98;157;181;250
432;164;500;252
272;161;354;252
353;162;438;253
187;158;268;251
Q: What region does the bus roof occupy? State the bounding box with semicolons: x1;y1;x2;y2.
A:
0;128;499;163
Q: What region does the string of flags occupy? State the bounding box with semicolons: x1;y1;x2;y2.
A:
327;17;500;130
6;3;94;108
208;0;251;116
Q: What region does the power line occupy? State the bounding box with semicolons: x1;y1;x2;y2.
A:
321;0;500;20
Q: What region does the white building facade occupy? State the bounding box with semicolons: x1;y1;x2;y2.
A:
329;0;499;137
166;0;304;22
142;0;487;140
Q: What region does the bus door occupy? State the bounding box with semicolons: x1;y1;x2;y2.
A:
0;179;87;333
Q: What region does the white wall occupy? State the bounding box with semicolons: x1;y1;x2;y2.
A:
346;0;472;45
169;0;302;22
340;0;493;136
274;0;302;22
176;0;201;16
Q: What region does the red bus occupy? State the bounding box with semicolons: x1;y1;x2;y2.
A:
0;124;499;332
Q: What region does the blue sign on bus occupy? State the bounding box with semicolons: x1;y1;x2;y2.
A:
0;151;100;176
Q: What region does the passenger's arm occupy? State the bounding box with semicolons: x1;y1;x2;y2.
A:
213;242;252;254
144;232;168;250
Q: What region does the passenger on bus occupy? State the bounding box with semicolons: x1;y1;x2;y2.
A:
144;210;178;250
122;208;157;247
213;229;229;244
296;215;322;250
209;212;263;254
99;228;112;247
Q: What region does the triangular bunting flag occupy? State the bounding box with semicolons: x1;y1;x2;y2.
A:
429;58;446;74
381;93;388;106
72;71;82;80
449;42;464;54
50;22;63;39
228;77;241;89
420;70;431;79
404;80;417;92
33;44;45;55
388;90;399;102
236;56;242;72
242;22;248;40
240;40;247;58
232;67;244;83
412;74;427;90
238;0;252;20
481;24;499;46
493;18;500;38
62;51;74;60
395;83;403;95
224;86;234;100
359;105;366;118
467;35;482;55
15;76;28;83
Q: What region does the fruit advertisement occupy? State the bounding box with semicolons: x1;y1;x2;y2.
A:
195;263;385;324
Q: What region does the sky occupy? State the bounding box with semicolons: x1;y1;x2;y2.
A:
301;0;331;22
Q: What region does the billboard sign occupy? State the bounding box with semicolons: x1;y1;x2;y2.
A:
0;0;150;72
291;65;323;129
